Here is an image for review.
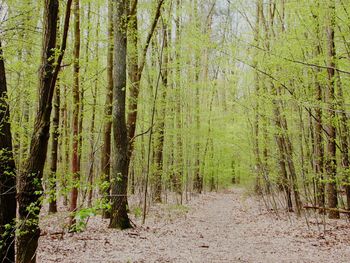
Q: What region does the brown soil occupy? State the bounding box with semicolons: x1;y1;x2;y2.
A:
37;188;350;263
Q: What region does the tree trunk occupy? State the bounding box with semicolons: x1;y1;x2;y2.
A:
16;0;67;261
100;0;114;219
335;72;350;211
87;8;100;208
253;0;263;194
109;0;131;229
153;18;168;203
127;0;140;150
62;85;70;206
126;0;164;159
48;83;60;213
0;40;17;263
174;0;183;200
69;0;81;228
325;0;339;219
312;1;325;210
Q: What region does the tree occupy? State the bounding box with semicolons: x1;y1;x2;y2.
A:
109;0;131;229
48;83;60;213
325;0;339;219
153;15;169;202
87;3;100;208
0;40;17;263
69;0;81;228
100;0;114;219
127;0;165;159
311;1;325;209
16;0;72;261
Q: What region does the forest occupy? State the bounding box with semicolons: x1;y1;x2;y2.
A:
1;0;350;262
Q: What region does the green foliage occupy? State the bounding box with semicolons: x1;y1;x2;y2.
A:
132;206;142;219
71;208;96;232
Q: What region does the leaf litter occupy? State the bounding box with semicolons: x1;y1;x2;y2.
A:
37;188;350;263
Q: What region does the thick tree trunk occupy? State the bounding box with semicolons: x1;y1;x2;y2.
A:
48;83;60;213
109;0;131;229
69;0;81;228
0;40;17;263
15;3;72;258
16;0;71;260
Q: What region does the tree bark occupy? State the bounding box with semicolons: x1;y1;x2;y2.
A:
109;0;131;229
69;0;81;228
312;1;325;210
325;0;339;219
0;40;17;263
16;0;72;260
87;6;100;208
127;0;165;157
16;0;60;261
100;0;114;219
153;17;169;203
173;0;183;200
62;85;70;206
335;73;350;211
48;83;60;213
253;0;263;194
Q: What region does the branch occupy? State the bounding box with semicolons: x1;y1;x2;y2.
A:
50;0;73;90
138;0;165;75
129;0;138;17
234;56;346;153
283;57;350;76
129;123;155;143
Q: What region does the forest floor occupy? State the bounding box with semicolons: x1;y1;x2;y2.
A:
38;188;350;263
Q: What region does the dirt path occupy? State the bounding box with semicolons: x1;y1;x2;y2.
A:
38;188;350;263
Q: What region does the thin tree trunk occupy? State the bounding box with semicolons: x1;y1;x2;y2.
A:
87;7;99;208
325;0;339;219
62;85;70;206
127;0;165;159
253;0;263;194
48;83;60;213
153;20;168;203
173;0;183;201
69;0;81;228
100;0;114;219
312;1;325;210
